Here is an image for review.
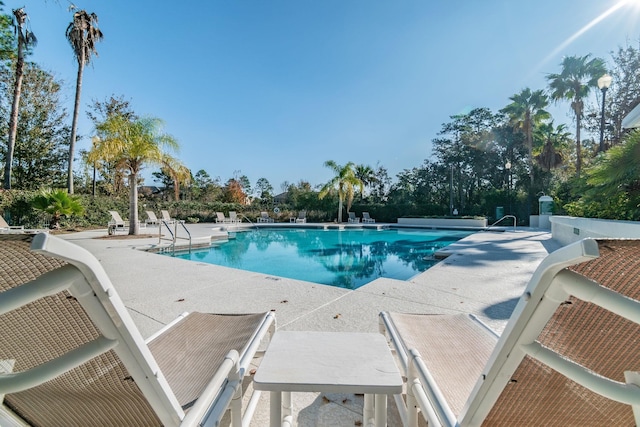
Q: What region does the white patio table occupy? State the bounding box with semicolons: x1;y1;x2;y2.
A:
254;331;403;427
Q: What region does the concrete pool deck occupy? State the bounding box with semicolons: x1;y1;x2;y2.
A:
56;223;560;426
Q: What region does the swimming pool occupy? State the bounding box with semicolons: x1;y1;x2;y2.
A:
169;228;472;289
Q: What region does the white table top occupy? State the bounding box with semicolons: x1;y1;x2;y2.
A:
253;331;403;394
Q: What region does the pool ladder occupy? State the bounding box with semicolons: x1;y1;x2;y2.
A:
487;215;517;230
158;220;192;255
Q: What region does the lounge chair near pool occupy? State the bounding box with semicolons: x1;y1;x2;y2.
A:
362;212;375;223
108;210;128;233
380;238;640;427
161;210;176;224
258;211;274;223
0;233;276;427
216;212;231;223
348;212;360;223
229;211;241;224
293;210;306;223
146;211;159;226
0;216;24;233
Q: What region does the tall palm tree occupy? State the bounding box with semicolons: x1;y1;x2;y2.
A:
4;8;36;189
88;116;179;235
534;122;570;172
163;155;191;200
547;54;606;177
66;10;103;194
500;88;550;189
355;164;375;201
319;161;363;223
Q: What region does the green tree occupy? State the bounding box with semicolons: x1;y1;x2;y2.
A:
501;88;550;187
4;7;36;189
0;63;70;189
86;96;136;196
89;116;179;235
31;189;84;229
547;54;606;177
534;122;570;172
355;164;375;201
0;5;14;61
602;43;640;147
66;9;103;194
162;155;190;200
319;160;363;223
255;177;274;203
583;129;640;217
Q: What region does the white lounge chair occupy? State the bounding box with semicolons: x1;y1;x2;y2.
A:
107;210;128;234
348;212;360;223
161;210;176;224
258;212;274;223
0;216;24;233
215;212;231;223
362;212;375;223
294;211;306;223
146;211;159;226
0;233;276;427
228;211;241;224
380;238;640;427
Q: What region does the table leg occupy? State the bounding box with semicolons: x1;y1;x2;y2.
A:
364;394;375;425
270;391;281;427
375;394;387;427
283;391;293;426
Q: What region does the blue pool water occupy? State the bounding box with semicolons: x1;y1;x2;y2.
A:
170;228;472;289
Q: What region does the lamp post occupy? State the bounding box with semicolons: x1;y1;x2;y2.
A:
597;73;612;153
505;161;512;214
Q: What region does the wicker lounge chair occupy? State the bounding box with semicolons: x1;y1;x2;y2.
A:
348;212;360;223
0;233;276;427
380;238;640;426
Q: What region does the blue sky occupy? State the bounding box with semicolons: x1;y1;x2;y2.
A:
5;0;640;193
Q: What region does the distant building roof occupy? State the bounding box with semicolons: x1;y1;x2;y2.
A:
274;192;289;203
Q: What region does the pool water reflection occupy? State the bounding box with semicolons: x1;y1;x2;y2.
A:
170;228;472;289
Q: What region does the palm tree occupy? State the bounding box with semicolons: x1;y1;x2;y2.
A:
31;189;84;229
547;54;606;177
500;88;550;188
162;155;191;200
66;9;103;194
534;122;570;172
319;161;363;223
4;8;36;189
88;116;179;235
355;164;375;201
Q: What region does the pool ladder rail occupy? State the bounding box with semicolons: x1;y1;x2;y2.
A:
486;215;517;231
158;219;192;255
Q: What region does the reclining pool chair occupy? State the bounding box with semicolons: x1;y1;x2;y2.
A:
108;210;128;233
380;238;640;426
0;216;24;233
0;233;276;427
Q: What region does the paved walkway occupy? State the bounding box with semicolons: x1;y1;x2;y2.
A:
58;224;560;426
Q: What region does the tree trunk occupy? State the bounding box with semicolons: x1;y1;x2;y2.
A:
129;172;139;235
573;100;583;178
4;15;26;190
68;51;86;194
337;198;343;223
